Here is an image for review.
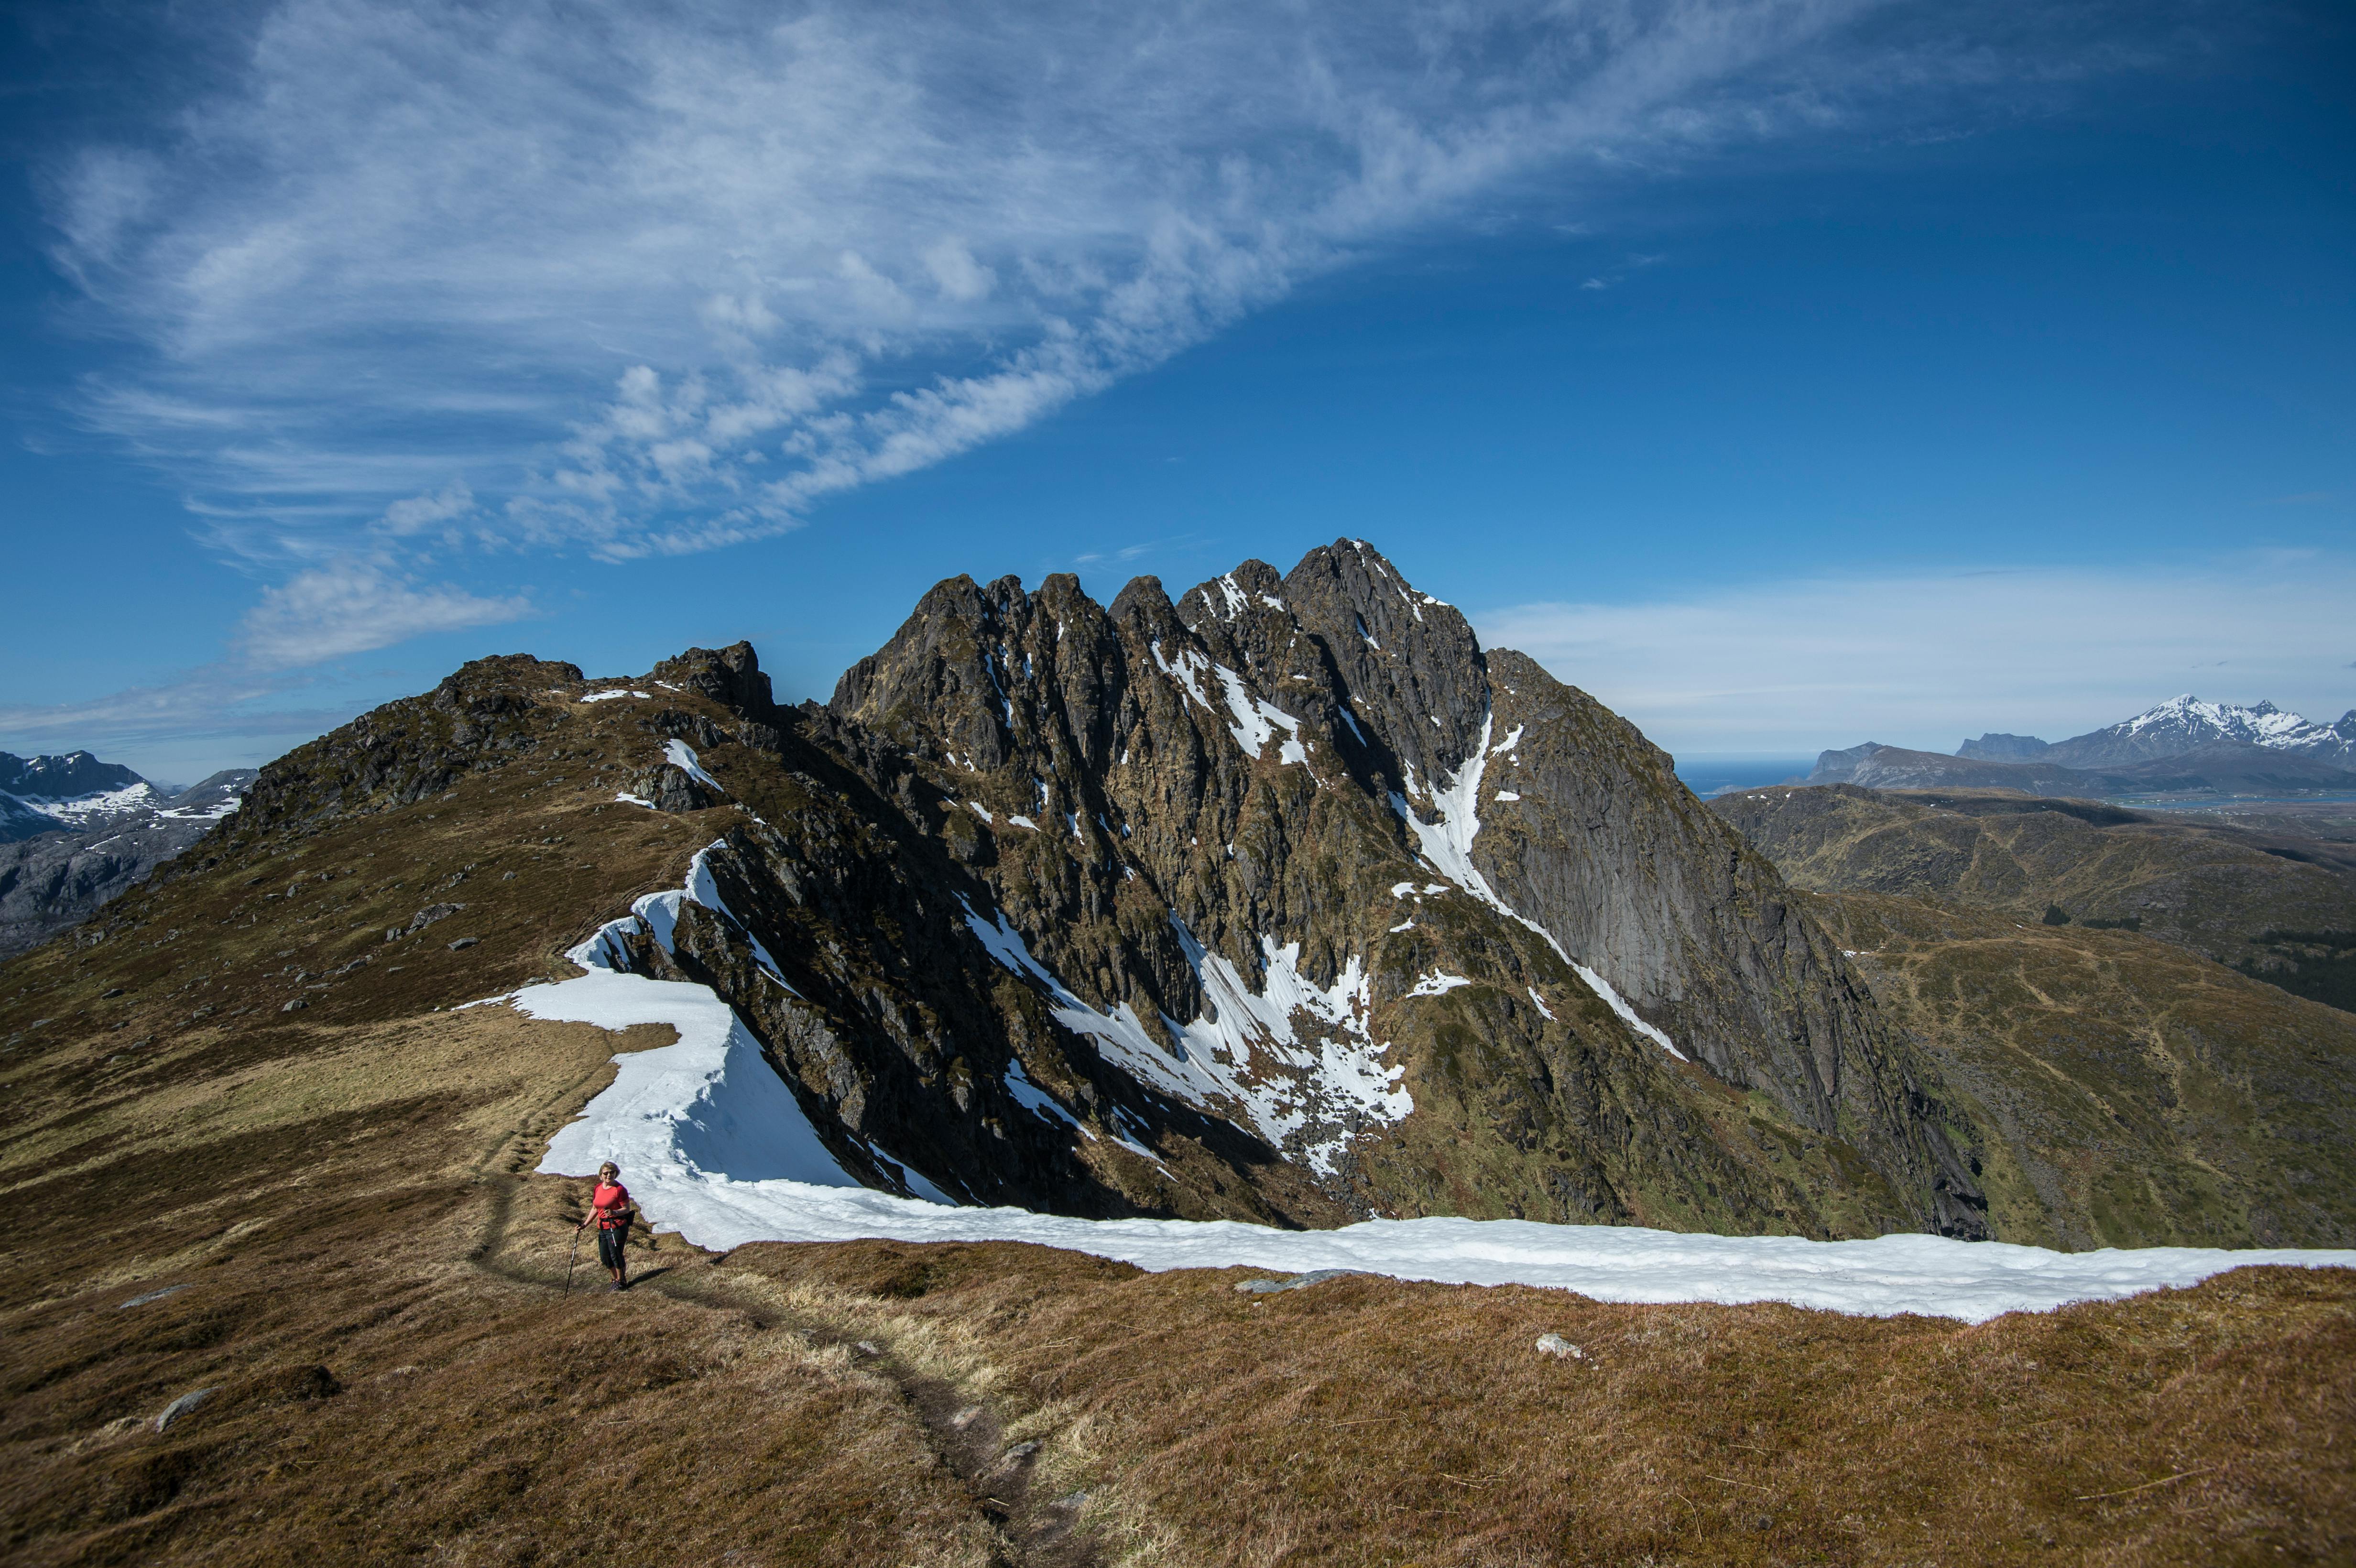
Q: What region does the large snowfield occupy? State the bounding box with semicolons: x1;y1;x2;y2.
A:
521;938;2356;1325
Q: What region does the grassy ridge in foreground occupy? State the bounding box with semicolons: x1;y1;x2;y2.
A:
0;996;2349;1566
0;839;2346;1562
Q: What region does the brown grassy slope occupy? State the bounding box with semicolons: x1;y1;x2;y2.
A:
1708;785;2356;970
3;982;2350;1568
0;1002;1005;1568
1801;891;2356;1251
2;669;2351;1565
0;886;2346;1557
746;1242;2356;1568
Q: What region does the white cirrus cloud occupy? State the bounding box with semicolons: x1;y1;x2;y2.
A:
46;0;2159;572
236;561;534;670
1476;554;2356;757
0;669;358;753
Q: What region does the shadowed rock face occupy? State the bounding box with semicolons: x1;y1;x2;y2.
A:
207;543;1991;1238
806;540;1986;1235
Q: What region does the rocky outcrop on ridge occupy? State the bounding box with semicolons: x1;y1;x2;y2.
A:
689;542;1981;1235
200;542;1992;1238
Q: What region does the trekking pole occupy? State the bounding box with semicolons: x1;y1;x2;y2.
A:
564;1225;583;1297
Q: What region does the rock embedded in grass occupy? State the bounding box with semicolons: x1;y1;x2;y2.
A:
154;1386;215;1432
404;902;465;934
1234;1269;1361;1295
118;1283;189;1310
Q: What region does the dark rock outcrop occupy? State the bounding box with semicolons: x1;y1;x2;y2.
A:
694;542;1983;1234
198;543;1994;1239
1957;733;2051;762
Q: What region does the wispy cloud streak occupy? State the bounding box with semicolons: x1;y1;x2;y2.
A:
1478;554;2356;755
47;0;2142;571
0;668;361;754
235;560;532;670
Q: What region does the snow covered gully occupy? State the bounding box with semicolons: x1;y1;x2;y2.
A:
523;853;2356;1327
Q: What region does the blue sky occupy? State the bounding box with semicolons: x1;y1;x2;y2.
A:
1;0;2351;784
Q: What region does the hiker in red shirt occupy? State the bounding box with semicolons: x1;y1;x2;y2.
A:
579;1162;639;1291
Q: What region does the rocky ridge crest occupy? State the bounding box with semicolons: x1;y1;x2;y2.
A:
209;542;1992;1237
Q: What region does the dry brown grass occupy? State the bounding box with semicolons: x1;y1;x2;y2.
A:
3;688;2351;1566
1802;890;2356;1252
730;1241;2356;1567
3;987;2350;1565
0;1006;1006;1568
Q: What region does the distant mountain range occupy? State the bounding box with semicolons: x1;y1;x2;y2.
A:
1956;695;2356;770
1808;697;2356;799
0;751;255;958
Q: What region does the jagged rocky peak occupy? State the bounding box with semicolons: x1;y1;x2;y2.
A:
763;541;1984;1235
0;750;146;802
225;541;1985;1239
832;539;1493;805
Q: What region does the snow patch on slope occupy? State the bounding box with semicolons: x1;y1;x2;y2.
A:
155;794;243;823
550;1160;2356;1323
1403;713;1685;1060
1151;641;1214;713
526;860;2356;1323
8;782;165;825
955;897;1408;1176
1209;663;1309;767
531;851;939;1200
663;740;722;791
1154;639;1309;767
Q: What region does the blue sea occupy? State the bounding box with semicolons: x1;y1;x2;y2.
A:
1671;755;1819;799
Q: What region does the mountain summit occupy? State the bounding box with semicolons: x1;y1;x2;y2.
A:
1953;696;2356;769
206;540;1986;1239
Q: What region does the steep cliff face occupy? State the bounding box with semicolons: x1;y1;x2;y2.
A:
794;540;1983;1235
168;542;1987;1239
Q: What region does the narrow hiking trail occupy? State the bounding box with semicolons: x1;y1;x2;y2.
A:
460;1059;1109;1568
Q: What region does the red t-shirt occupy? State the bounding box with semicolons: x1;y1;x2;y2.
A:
591;1181;632;1229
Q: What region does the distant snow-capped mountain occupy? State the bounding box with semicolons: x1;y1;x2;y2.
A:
0;751;256;958
2043;696;2356;769
0;749;143;804
1948;697;2356;770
